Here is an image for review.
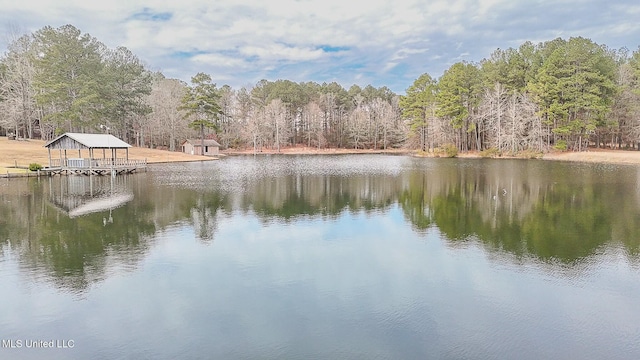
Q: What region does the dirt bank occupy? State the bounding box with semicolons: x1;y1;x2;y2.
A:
542;149;640;165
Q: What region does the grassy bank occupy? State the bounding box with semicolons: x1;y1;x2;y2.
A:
0;136;216;169
0;166;29;174
3;136;640;169
542;149;640;165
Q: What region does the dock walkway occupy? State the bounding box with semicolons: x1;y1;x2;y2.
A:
45;158;147;176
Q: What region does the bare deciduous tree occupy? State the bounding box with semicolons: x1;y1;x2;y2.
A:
303;101;324;148
145;76;188;150
347;94;368;149
0;33;39;138
265;99;290;152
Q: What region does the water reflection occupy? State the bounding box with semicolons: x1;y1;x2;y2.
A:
47;175;133;219
1;156;639;294
1;156;640;359
1;176;151;293
398;160;640;263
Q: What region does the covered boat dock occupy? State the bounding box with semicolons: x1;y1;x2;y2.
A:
44;133;147;175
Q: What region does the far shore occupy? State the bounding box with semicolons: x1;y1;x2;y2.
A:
223;146;640;166
425;148;640;165
2;137;640;172
221;147;411;156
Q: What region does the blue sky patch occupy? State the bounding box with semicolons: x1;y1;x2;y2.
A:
318;45;350;53
131;7;172;22
170;50;207;59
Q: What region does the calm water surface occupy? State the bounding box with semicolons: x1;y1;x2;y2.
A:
1;155;639;359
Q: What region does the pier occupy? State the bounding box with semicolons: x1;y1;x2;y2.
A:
45;157;147;175
44;133;147;176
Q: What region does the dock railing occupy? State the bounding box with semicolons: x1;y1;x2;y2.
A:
48;158;147;169
49;158;62;168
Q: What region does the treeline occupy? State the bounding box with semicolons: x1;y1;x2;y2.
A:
0;25;152;143
2;25;640;153
181;76;404;152
403;37;640;152
0;24;405;151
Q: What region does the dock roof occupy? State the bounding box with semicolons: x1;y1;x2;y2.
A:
44;133;131;150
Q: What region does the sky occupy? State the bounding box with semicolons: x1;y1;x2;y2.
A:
0;0;639;94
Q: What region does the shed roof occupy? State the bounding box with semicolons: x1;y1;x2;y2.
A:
183;139;221;147
45;133;131;149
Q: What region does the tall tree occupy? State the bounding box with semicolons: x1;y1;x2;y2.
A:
0;33;38;138
621;47;640;148
347;94;368;149
370;97;394;149
400;73;438;151
178;72;223;154
146;74;188;150
319;82;350;147
476;82;509;152
101;46;152;143
436;62;482;151
529;37;617;150
264;98;289;152
216;85;237;149
303;101;324;148
33;25;105;135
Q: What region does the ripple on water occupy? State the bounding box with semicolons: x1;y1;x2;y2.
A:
150;155;412;191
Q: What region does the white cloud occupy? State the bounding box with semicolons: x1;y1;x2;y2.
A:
240;44;325;62
0;0;639;92
382;62;398;72
191;53;247;68
390;48;429;61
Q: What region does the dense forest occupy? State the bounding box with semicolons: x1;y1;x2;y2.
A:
1;24;640;153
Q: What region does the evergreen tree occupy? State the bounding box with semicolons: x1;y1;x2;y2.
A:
33;25;105;134
178;73;223;153
399;73;437;151
436;62;482;151
100;46;152;143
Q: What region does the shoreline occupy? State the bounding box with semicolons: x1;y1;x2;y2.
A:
2;137;640;176
540;149;640;165
221;147;640;166
221;147;410;156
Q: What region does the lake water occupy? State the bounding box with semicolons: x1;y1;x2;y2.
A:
1;155;639;359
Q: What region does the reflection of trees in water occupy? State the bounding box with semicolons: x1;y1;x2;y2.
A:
189;191;230;243
0;175;229;293
242;174;398;220
399;160;640;263
235;159;640;263
2;176;155;293
1;158;640;293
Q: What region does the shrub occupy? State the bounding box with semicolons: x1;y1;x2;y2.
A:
28;163;43;172
438;143;458;158
479;148;500;158
553;140;568;151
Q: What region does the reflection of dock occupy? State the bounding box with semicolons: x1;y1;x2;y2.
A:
67;193;134;218
48;175;134;218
